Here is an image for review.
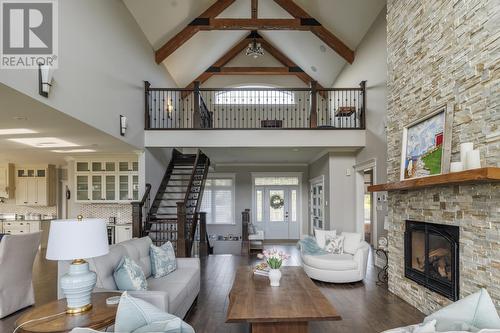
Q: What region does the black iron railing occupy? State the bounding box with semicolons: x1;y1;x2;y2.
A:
145;81;366;130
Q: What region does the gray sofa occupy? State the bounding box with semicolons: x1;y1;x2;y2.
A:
58;237;200;318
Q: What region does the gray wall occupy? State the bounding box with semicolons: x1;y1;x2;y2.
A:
328;153;357;233
332;8;388;241
308;154;330;231
0;0;176;149
144;148;173;199
308;152;358;234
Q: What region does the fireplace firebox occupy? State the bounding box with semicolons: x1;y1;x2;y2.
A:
405;220;459;301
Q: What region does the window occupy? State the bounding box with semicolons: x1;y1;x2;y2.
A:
215;86;295;105
254;176;299;186
201;176;235;224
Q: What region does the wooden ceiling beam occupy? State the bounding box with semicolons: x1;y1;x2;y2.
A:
200;18;308;31
272;0;354;63
155;0;236;64
210;66;296;75
183;32;328;92
251;0;258;19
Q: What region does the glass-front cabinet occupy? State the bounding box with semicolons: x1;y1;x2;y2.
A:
75;158;138;203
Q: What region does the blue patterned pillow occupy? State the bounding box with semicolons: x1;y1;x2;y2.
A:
150;242;177;278
114;256;148;291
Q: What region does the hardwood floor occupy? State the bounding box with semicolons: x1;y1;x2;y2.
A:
185;245;424;333
0;244;424;333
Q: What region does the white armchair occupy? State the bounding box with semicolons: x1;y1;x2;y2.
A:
0;231;42;318
300;232;370;283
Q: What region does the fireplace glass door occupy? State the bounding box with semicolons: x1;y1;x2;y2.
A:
405;220;459;301
428;231;453;282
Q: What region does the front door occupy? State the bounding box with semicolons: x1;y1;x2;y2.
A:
256;185;299;239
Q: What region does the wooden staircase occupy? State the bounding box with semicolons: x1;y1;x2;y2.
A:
133;149;210;257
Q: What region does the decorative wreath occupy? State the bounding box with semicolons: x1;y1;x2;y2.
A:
270;194;285;209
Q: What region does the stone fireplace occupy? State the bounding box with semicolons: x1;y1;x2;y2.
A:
405;220;459;301
386;0;499;315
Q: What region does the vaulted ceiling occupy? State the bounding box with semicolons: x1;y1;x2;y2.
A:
123;0;386;88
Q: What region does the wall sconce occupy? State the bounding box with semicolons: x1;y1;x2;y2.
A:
120;115;127;136
38;62;53;97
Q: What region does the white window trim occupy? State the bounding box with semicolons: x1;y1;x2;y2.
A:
354;159;378;246
202;173;236;225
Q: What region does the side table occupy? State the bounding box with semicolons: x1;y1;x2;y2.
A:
15;292;120;333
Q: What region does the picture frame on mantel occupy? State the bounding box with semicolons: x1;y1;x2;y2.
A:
400;104;453;180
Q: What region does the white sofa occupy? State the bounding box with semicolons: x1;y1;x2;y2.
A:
300;232;370;283
58;237;200;318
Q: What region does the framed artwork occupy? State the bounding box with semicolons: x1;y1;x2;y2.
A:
400;105;453;180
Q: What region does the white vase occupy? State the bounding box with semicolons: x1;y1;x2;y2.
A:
269;269;282;287
465;150;481;169
460;142;474;165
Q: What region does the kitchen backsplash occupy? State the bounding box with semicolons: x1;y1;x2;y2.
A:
75;203;132;225
0;199;57;216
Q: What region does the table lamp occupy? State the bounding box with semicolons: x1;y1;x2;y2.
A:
46;217;109;314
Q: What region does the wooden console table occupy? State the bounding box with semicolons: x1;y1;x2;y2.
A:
227;266;341;332
15;292;120;333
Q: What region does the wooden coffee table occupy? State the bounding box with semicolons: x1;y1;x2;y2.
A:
15;292;120;333
226;266;341;333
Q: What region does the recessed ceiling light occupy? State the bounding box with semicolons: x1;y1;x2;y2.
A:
51;149;96;153
8;137;80;148
0;128;37;135
311;66;317;72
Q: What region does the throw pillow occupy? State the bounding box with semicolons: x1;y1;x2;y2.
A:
324;235;344;254
114;256;148;291
423;288;500;331
115;292;194;333
314;229;336;248
150;242;177;278
133;320;195;333
341;232;363;254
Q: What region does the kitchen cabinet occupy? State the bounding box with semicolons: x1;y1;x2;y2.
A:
2;220;40;235
75;158;138;203
15;165;56;206
0;163;15;198
115;225;132;243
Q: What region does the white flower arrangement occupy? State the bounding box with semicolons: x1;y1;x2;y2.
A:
257;249;290;269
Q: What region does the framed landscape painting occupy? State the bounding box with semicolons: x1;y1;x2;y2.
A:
400;106;452;180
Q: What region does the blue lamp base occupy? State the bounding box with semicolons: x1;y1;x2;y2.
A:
60;260;97;314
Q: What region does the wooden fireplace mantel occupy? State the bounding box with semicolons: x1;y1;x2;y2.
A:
368;167;500;192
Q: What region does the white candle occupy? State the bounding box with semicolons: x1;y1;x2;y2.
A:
460;142;474;164
450;162;463;172
465;150;481;169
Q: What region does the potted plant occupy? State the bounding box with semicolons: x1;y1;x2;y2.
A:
257;249;290;287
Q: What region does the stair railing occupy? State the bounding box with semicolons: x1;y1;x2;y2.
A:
132;183;152;238
178;150;210;257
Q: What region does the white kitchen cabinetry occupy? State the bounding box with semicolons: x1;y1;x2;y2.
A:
0;163;15;198
75;159;138;203
115;225;132;243
2;220;40;235
15;165;56;206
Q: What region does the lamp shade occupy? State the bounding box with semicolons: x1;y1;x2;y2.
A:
46;218;109;261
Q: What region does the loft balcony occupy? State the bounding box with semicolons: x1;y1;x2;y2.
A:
144;81;367;148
